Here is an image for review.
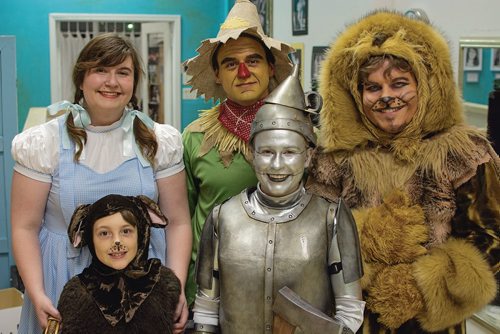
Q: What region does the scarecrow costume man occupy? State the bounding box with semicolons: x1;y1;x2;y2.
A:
306;10;499;334
182;0;294;306
57;194;181;333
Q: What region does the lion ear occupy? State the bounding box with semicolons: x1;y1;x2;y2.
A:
68;204;91;248
136;195;168;228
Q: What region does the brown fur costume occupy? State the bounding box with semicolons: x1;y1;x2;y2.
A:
58;267;180;334
57;195;181;333
306;10;499;334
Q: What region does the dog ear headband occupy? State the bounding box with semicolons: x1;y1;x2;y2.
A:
68;194;168;248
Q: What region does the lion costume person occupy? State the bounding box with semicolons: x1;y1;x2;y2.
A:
57;195;181;333
306;10;499;334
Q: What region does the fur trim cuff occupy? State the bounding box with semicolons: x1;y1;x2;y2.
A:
414;238;497;332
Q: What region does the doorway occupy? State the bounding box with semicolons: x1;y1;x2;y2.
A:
49;14;181;129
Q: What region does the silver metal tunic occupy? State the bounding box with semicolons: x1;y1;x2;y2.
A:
216;187;335;332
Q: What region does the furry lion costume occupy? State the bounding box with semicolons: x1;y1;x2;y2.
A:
306;10;499;334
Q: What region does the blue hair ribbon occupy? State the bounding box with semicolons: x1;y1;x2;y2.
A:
47;101;154;167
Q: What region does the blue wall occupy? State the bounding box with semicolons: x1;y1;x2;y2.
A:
0;0;233;131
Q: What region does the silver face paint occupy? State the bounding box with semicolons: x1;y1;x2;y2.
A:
252;130;311;197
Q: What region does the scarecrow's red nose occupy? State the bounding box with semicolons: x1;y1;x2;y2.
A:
237;62;251;78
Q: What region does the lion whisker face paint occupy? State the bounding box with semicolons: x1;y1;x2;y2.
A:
362;60;418;134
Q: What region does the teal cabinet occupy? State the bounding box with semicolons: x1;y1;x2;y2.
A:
0;36;18;288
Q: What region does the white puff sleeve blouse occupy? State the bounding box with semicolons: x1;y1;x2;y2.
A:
11;115;184;182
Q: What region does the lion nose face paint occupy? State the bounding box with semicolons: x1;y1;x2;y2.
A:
238;62;251;78
110;241;127;253
371;96;407;113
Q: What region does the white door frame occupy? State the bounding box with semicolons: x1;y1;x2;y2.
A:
141;22;171;124
49;13;182;129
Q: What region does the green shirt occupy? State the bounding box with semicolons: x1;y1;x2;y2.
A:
182;121;258;305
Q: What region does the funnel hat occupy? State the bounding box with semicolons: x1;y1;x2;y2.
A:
250;65;321;146
184;0;293;102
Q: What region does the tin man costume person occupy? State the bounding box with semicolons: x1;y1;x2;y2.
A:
191;66;365;334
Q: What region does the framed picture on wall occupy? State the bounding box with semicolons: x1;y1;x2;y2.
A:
290;42;304;85
311;46;328;91
464;47;482;71
292;0;308;35
491;48;500;71
250;0;273;36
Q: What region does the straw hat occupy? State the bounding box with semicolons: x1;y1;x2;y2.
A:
184;0;294;102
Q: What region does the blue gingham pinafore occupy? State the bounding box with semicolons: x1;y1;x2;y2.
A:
18;116;166;334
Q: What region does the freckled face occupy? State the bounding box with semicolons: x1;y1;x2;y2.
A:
93;212;138;270
215;37;275;106
252;130;312;197
362;60;418;134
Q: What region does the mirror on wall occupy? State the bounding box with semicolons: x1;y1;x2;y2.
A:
458;37;500;129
